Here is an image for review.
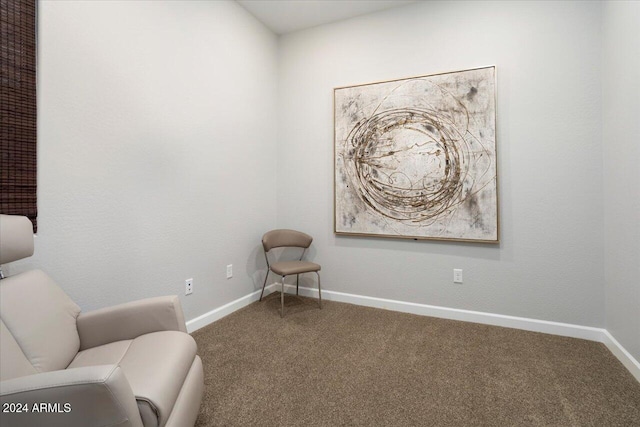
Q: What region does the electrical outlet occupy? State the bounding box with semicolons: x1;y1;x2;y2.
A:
185;278;193;295
453;269;463;284
226;264;233;279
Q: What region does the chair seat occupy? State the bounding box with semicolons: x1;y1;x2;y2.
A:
68;331;197;427
270;260;321;276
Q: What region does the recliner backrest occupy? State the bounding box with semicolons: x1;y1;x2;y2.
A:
0;318;37;381
0;270;81;377
0;214;82;380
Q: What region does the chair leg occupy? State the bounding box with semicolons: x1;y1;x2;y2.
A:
281;275;286;318
296;274;299;295
260;270;270;302
316;271;322;309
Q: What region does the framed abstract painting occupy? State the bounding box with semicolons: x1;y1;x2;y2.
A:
334;66;498;243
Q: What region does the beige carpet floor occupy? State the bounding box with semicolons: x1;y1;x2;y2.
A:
192;293;640;426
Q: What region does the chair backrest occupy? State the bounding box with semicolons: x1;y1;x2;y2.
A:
262;229;313;252
0;214;82;381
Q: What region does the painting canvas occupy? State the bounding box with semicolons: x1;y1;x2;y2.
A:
334;66;498;242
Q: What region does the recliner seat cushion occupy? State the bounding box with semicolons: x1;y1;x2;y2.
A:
68;331;197;427
68;340;132;368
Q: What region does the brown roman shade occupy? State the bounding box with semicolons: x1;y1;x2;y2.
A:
1;0;37;232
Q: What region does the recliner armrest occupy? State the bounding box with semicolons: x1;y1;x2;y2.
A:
0;365;143;427
77;295;187;350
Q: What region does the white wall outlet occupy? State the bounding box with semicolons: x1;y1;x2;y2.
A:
185;278;193;295
453;269;463;284
226;264;233;279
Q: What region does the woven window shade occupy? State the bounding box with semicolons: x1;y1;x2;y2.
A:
1;0;37;232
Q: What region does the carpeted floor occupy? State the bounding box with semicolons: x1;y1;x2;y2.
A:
192;293;640;426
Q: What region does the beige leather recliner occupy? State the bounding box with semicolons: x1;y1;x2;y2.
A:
0;214;204;427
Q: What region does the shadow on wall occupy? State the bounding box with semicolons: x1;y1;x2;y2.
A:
246;244;267;291
333;233;503;262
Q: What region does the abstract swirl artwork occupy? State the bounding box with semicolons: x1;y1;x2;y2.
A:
334;66;498;242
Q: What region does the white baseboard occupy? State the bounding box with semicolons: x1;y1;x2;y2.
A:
601;330;640;382
185;287;265;333
187;283;640;382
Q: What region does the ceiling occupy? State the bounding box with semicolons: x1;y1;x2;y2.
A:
236;0;417;35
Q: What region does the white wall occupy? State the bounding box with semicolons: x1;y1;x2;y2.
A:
602;1;640;361
277;1;605;326
6;1;634;351
8;0;278;320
